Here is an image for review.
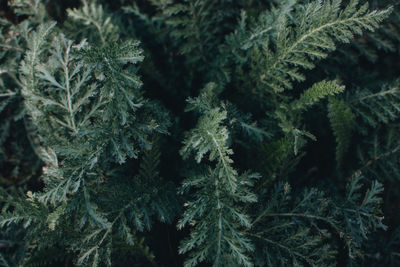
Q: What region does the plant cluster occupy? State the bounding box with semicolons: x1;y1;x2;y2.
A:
0;0;400;266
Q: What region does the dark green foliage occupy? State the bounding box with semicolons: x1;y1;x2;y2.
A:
356;127;400;183
0;0;46;186
156;0;237;83
350;81;400;128
0;0;399;266
67;1;119;44
328;97;355;166
178;83;258;266
227;0;392;96
250;173;385;266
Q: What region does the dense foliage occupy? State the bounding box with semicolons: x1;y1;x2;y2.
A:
0;0;399;266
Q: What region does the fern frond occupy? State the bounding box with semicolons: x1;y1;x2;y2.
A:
178;83;257;267
82;40;144;126
251;183;337;267
252;173;385;266
161;0;232;64
225;0;296;61
67;0;118;44
357;127;400;183
253;0;392;94
19;22;57;97
133;135;179;227
328;97;355;166
293;80;345;110
158;0;237;84
341;173;386;260
350;81;400;128
275;80;345;156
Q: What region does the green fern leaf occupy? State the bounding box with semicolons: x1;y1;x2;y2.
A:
328;97;355;166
